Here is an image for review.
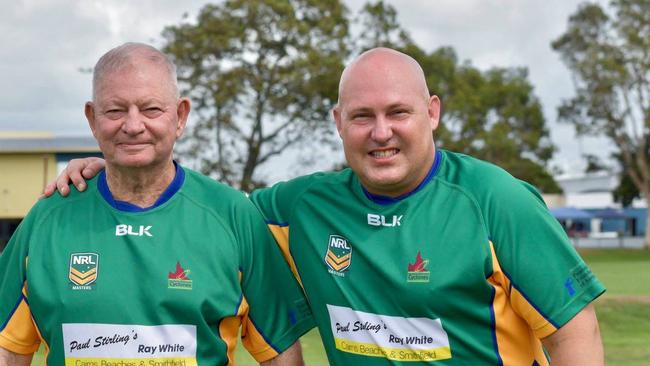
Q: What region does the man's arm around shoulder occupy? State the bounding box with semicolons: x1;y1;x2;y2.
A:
0;346;32;366
541;303;604;366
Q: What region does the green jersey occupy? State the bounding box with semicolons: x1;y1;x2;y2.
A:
251;149;605;365
0;165;314;366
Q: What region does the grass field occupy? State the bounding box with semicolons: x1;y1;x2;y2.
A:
580;249;650;366
30;249;649;365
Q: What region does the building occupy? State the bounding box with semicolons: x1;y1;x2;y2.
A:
0;132;101;251
545;171;647;248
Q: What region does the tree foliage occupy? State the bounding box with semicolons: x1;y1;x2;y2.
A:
161;0;560;194
553;0;650;246
163;0;348;191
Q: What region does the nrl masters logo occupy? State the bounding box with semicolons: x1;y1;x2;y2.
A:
69;253;99;290
325;235;352;277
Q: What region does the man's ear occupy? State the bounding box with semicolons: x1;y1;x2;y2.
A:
176;97;191;138
333;107;343;135
428;95;441;131
85;102;97;138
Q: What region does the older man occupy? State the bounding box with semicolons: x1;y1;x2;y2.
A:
46;47;605;365
0;43;313;366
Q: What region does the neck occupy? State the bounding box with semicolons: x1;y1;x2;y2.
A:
105;160;176;208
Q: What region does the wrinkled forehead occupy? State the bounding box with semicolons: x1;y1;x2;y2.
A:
94;62;177;102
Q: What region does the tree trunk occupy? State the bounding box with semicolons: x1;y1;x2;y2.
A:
643;204;650;250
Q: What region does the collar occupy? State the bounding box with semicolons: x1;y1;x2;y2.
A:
362;150;442;205
98;161;185;212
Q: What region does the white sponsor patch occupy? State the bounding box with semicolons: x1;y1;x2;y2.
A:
62;323;196;365
326;304;451;362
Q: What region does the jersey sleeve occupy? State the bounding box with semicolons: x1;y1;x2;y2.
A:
480;172;605;338
0;212;41;354
233;197;314;362
250;177;317;288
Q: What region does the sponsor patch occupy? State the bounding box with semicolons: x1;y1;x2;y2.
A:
168;262;192;290
325;235;352;276
69;253;99;290
62;323;197;365
327;304;451;362
407;251;430;283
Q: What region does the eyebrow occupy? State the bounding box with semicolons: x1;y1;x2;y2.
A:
347;103;412;114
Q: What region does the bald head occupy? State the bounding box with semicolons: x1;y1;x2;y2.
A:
92;42;178;101
337;47;430;108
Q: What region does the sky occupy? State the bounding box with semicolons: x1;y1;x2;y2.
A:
0;0;613;180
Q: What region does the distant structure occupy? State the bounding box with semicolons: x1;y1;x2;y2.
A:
544;171;646;248
0;132;101;250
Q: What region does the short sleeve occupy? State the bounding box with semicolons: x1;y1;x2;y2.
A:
234;199;314;362
0;215;41;354
483;174;605;337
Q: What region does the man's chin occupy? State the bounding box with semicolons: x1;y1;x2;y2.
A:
109;157;158;169
362;173;408;196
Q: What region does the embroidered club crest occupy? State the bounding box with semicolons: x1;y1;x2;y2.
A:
325;235;352;275
69;253;99;287
407;251;430;283
168;261;193;290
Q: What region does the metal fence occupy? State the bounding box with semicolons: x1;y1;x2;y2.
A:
571;237;645;249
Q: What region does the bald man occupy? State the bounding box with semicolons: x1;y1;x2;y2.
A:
46;47;605;365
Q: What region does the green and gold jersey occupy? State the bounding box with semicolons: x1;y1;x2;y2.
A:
0;165;314;366
251;149;605;365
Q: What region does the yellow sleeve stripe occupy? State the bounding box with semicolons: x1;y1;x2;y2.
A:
218;280;246;366
487;242;552;365
240;295;280;362
267;224;304;290
0;284;41;355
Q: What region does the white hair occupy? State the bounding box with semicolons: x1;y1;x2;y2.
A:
92;42;179;101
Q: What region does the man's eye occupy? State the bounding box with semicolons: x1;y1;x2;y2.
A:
352;114;370;120
105;110;124;118
143;108;163;117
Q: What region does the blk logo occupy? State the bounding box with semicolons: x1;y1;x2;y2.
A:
367;214;403;227
115;224;153;237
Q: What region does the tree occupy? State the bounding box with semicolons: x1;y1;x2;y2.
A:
163;0;348;191
354;2;560;193
552;0;650;247
431;57;560;193
355;0;413;50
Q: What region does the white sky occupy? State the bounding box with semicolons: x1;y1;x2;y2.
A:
0;0;614;180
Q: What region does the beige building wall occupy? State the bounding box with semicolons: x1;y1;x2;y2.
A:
542;193;566;209
0;153;57;218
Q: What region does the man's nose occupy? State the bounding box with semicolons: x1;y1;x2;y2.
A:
121;107;146;135
371;116;393;142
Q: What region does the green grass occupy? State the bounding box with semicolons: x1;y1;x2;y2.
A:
30;249;650;365
596;298;650;366
580;249;650;366
579;249;650;296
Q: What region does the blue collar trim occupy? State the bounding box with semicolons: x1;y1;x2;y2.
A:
362;150;442;205
98;162;185;212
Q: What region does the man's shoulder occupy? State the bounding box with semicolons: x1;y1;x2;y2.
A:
437;150;543;204
179;167;260;218
254;169;353;200
182;167;246;198
439;150;531;189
